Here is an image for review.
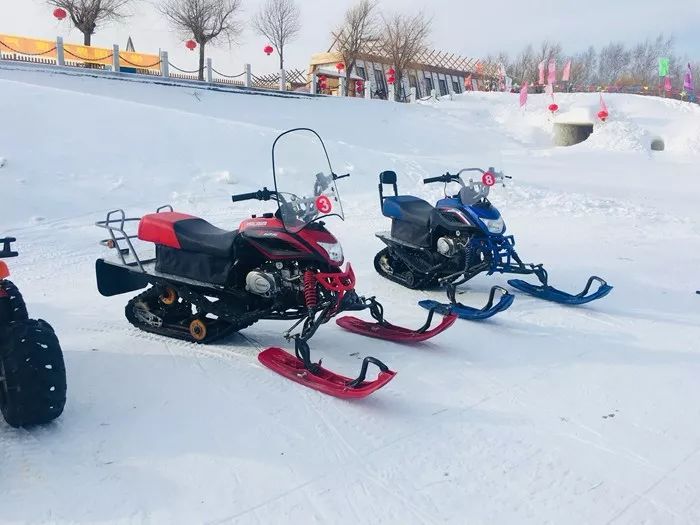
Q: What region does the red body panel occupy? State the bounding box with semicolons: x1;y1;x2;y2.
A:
258;347;396;398
239;217;284;232
138;212;194;248
0;261;9;280
296;228;339;248
239;217;342;265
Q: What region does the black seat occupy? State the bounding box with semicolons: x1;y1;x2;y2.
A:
382;196;435;227
173;218;237;258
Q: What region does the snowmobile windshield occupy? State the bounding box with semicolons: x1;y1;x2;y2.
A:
272;128;344;233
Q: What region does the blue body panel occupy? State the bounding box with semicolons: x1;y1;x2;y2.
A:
436;197;502;234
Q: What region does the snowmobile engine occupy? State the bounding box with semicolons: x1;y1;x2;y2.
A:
245;271;277;297
437;236;461;257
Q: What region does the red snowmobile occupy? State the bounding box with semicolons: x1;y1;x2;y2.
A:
95;129;455;398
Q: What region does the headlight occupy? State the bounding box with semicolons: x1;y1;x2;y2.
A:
317;241;344;263
481;217;505;234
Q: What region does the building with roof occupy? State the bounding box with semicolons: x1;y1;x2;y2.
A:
309;41;498;99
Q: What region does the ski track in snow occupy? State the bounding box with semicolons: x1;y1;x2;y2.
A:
1;67;700;524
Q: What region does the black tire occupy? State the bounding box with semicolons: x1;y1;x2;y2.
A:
0;319;67;428
0;280;29;324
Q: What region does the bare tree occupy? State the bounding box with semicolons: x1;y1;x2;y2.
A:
569;46;597;86
535;40;563;66
510;44;536;84
381;11;432;100
598;42;630;84
159;0;243;81
626;34;675;86
252;0;301;70
333;0;379;96
47;0;132;45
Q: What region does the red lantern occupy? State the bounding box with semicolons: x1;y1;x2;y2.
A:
387;75;396;85
53;7;67;20
264;45;274;56
597;110;609;121
185;39;197;51
387;67;396;76
548;103;559;113
336;62;345;72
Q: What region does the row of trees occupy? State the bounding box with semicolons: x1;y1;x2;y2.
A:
45;0;433;92
489;35;698;89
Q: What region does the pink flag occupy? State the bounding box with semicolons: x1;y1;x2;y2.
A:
684;63;694;91
538;61;545;84
519;82;528;107
562;60;572;82
664;75;672;93
547;59;556;84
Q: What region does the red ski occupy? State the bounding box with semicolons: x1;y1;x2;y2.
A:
258;347;396;399
336;309;457;343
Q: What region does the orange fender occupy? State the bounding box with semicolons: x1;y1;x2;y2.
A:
0;261;9;279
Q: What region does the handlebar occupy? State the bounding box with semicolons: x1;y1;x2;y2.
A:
0;237;18;258
423;168;512;186
334;173;350;180
231;187;277;203
423;175;448;184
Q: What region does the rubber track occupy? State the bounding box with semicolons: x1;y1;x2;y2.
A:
124;288;257;345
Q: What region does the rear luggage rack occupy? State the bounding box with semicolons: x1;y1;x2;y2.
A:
96;205;173;272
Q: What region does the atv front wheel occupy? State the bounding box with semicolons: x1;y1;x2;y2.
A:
0;280;29;324
0;319;67;428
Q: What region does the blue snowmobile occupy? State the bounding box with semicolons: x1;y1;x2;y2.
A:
374;169;612;319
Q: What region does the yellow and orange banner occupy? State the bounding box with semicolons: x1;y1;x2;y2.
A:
0;33;160;70
0;34;57;59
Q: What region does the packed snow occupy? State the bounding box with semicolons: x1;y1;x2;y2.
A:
1;64;700;524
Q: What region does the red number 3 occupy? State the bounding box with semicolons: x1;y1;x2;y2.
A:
482;173;496;187
315;195;332;213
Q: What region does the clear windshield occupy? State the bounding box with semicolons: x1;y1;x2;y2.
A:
448;168;493;206
272;128;344;232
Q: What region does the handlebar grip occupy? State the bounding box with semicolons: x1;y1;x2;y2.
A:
423;176;443;184
231;191;260;203
334;173;350;180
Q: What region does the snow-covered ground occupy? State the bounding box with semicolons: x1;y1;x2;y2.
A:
1;65;700;524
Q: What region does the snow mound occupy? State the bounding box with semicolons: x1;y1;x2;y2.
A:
582;120;653;152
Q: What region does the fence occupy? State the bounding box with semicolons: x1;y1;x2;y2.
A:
0;33;312;93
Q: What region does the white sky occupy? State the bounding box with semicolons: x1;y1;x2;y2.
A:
2;0;699;76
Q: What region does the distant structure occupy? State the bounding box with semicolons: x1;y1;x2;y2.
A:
125;36;135;52
310;38;498;98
